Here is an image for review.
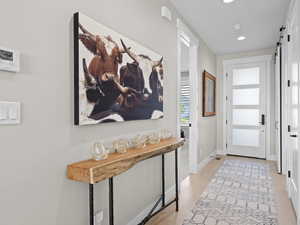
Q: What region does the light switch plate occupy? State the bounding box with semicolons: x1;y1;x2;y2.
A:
0;47;20;72
0;101;21;125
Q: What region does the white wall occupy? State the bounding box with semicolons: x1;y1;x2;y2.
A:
0;1;216;225
216;48;276;156
198;43;217;161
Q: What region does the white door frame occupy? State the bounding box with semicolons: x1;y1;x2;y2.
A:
222;55;272;159
281;29;289;177
176;19;200;177
275;45;282;173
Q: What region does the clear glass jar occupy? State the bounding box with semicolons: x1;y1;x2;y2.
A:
160;129;172;140
148;132;161;144
91;142;109;161
113;139;128;153
131;135;147;149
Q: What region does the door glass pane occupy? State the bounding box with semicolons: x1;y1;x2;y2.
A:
232;129;260;147
292;107;298;128
292;85;298;105
292;63;299;82
233;88;259;105
233;67;260;86
292;151;298;186
233;109;259;126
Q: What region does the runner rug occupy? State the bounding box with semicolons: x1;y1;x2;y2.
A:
183;160;278;225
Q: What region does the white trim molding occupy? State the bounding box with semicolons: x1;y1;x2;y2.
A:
216;149;226;155
176;19;199;46
268;155;277;161
198;151;217;172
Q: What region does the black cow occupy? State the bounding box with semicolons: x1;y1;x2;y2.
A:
120;62;145;93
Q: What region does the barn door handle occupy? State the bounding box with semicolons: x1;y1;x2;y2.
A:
260;114;265;125
290;134;298;138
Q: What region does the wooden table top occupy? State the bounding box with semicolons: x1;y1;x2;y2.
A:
67;137;185;184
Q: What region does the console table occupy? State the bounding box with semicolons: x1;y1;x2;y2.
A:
67;137;185;225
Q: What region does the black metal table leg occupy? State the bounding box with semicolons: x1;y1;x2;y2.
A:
175;149;179;211
86;146;181;225
137;149;181;224
109;177;114;225
89;184;94;225
162;154;165;207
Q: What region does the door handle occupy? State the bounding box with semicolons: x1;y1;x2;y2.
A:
180;129;185;138
290;134;298;138
260;114;265;125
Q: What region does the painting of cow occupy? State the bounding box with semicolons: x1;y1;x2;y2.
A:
74;12;164;125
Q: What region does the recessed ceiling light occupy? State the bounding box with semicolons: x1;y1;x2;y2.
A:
237;36;246;41
223;0;235;3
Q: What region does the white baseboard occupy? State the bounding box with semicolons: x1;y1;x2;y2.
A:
197;151;216;172
216;149;276;161
268;155;277;161
216;149;226;155
126;185;175;225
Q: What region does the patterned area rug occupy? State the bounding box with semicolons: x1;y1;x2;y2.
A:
183;160;278;225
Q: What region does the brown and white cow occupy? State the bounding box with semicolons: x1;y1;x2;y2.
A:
120;39;164;104
79;24;137;119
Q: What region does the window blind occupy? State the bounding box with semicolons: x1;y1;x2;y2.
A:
180;72;190;125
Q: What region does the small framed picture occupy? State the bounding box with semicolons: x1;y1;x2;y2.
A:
203;70;216;117
0;47;20;72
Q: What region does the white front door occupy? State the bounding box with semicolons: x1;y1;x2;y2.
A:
226;62;267;159
287;3;300;215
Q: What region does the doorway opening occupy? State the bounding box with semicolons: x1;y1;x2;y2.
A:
177;19;199;183
179;37;191;180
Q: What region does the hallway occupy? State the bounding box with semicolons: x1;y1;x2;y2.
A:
148;156;297;225
1;1;300;225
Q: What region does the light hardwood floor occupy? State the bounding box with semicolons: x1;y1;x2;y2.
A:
147;156;297;225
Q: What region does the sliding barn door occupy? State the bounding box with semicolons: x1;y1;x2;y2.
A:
287;1;300;216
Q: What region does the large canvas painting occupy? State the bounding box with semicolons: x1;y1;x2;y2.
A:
74;12;164;125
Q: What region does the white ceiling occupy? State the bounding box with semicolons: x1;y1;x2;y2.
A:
170;0;291;54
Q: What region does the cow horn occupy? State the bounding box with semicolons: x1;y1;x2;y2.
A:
120;39;139;63
119;46;131;54
79;33;98;55
79;23;97;43
112;77;139;96
79;24;103;56
113;78;130;94
82;58;96;87
152;57;163;68
105;36;131;54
